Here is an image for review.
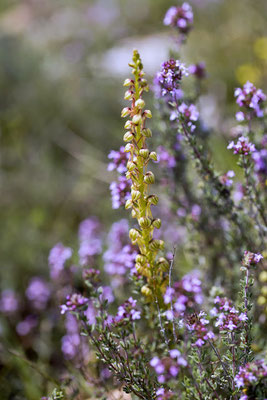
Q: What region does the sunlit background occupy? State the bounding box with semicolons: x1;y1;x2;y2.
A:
0;0;266;398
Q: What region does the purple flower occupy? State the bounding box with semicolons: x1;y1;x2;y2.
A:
0;289;19;313
26;277;50;310
48;243;72;279
219;170;235;187
108;146;130;174
154;59;188;100
234;359;267;391
242;250;263;267
252;147;267;183
157;146;176;169
16;316;37;336
110;176;131;209
188;62;206;79
163;3;193;35
234;81;266;120
227;136;255;155
114;297;141;323
61;293;88;314
78;217;102;266
172;102;199;132
104;219;137;276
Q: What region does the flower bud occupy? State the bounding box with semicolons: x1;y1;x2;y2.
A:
125;199;133;210
144;171;155;184
132;114;142;125
121;107;131;118
123;131;134;142
131;209;137;218
147;195;159;205
149;239;164;251
124;120;132;129
123;78;132;87
142;128;152;138
141;285;152;296
127;161;136;172
140;79;148;88
153;218;161;229
131;189;141;201
136;254;147;265
149;151;157;161
157;257;169;271
126;171;132;180
135;263;144;274
124;90;132;100
144;109;152;118
129;228;140;242
135;99;145;109
139;149;149;158
138;217;151;229
124;143;134;153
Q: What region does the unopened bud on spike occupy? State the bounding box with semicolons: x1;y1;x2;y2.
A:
131;209;137;218
124;143;134;153
157;257;169;271
125;199;133;209
135;99;145;109
129;228;140;242
147;195;159;205
135;263;143;274
124;90;132;100
149;152;157;161
144;109;152;118
132;114;142;125
131;189;141;201
123;131;134;142
127;161;136;172
136;254;147;265
144;171;155;184
121;107;131;118
124;120;132;129
123;78;132;87
153;218;161;229
138;217;151;229
142;128;152;138
149;239;163;251
141;285;152;296
139;149;149;158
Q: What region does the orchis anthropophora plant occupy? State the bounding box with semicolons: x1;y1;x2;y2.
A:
122;50;169;301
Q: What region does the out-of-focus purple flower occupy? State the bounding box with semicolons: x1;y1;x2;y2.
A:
78;217;102;266
234;81;266;120
164;271;203;320
26;278;50;310
16;316;37;336
108;146;130;174
188;62;206;79
104;219;137;276
110;176;131;209
163;3;193;35
48;243;72;279
219;170;235;187
154;59;188;100
227;136;255;155
234;359;267;391
156;387;173;400
99;286;114;303
252;147;267;183
176;102;199;132
150;350;187;385
157;146;176;169
61;293;88;314
0;289;19;314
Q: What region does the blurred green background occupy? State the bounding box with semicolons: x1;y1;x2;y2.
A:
0;0;266;397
